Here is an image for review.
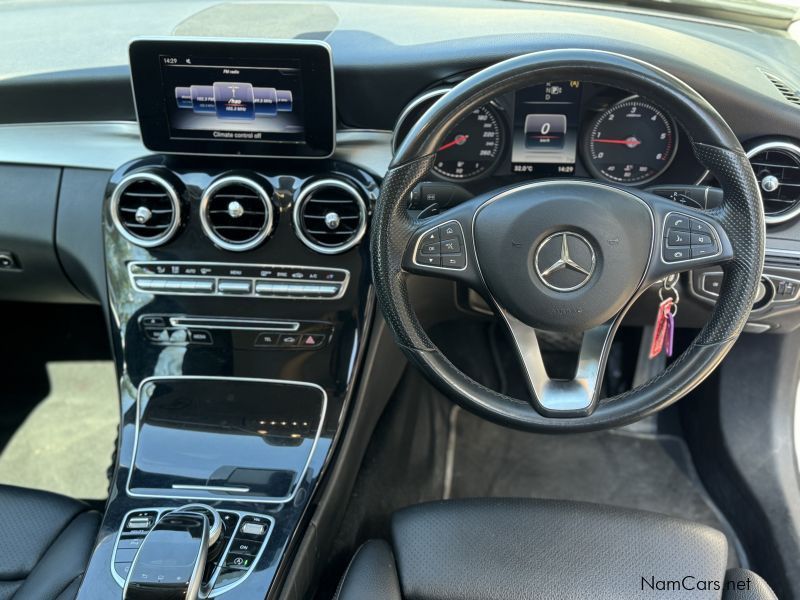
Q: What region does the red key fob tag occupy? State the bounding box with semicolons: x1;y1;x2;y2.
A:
649;298;675;359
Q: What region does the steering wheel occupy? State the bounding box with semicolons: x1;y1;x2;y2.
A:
372;49;765;432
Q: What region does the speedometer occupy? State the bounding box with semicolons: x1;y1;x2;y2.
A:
583;98;677;185
433;104;504;180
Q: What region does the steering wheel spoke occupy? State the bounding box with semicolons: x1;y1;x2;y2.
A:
499;308;621;417
637;191;735;284
402;200;487;292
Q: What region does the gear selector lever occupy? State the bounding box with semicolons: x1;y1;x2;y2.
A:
123;505;221;600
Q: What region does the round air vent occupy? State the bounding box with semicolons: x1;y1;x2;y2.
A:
748;142;800;224
200;176;274;252
293;179;368;254
110;172;181;247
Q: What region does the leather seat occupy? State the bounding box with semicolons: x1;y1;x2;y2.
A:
336;498;777;600
0;484;101;600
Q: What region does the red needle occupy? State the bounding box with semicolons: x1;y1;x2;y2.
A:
594;137;642;148
438;134;469;152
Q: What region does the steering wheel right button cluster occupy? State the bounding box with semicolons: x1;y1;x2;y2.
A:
663;212;719;262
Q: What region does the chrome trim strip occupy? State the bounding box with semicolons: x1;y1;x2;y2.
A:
128;37;336;160
110;171;181;248
0;123;393;173
199;175;274;252
125;375;327;504
172;484;251;493
127;261;350;301
292;178;368;255
165;317;300;331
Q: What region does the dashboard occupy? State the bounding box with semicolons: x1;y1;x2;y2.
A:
1;1;800;599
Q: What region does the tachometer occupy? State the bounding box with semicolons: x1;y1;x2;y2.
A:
433;104;504;180
584;98;677;185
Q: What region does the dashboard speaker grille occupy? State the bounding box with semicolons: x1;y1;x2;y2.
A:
760;70;800;107
200;176;274;252
748;142;800;224
111;173;180;247
294;179;367;254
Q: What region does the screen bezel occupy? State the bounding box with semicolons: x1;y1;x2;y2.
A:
129;38;335;158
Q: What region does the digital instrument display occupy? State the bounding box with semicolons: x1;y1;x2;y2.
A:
511;81;582;175
129;39;335;158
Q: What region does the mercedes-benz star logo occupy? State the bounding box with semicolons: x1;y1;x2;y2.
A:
534;232;596;292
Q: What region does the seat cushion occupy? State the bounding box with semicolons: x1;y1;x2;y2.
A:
0;484;100;600
335;498;778;600
334;540;402;600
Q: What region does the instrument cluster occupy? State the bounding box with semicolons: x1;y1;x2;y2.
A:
393;80;706;191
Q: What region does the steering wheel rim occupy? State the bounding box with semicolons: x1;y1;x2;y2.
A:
372;48;765;432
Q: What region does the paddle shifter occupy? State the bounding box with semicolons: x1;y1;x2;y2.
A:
123;504;221;600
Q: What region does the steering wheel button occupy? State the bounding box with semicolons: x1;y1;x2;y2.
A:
665;213;690;232
691;233;714;247
442;254;466;269
441;238;462;254
690;247;716;259
666;229;690;247
439;224;459;238
423;230;439;243
690;219;713;235
664;248;689;262
418;255;441;267
420;242;440;255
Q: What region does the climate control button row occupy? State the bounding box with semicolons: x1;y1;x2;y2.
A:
129;261;349;300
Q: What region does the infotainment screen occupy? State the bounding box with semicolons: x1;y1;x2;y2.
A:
129;39;335;158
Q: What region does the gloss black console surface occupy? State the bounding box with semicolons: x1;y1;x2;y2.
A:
77;155;377;599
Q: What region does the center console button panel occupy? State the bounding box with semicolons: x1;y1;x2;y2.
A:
129;262;349;300
139;314;334;351
112;508;274;597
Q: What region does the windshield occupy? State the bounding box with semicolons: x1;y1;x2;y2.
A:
0;0;796;81
510;0;799;26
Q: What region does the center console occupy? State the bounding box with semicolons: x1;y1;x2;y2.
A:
77;38;378;599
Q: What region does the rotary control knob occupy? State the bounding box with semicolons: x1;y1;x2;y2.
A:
173;503;222;547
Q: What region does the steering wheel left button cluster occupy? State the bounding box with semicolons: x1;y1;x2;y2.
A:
414;220;467;270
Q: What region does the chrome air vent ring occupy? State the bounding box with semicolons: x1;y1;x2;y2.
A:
110;172;181;248
293;178;367;254
747;141;800;225
200;176;274;252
